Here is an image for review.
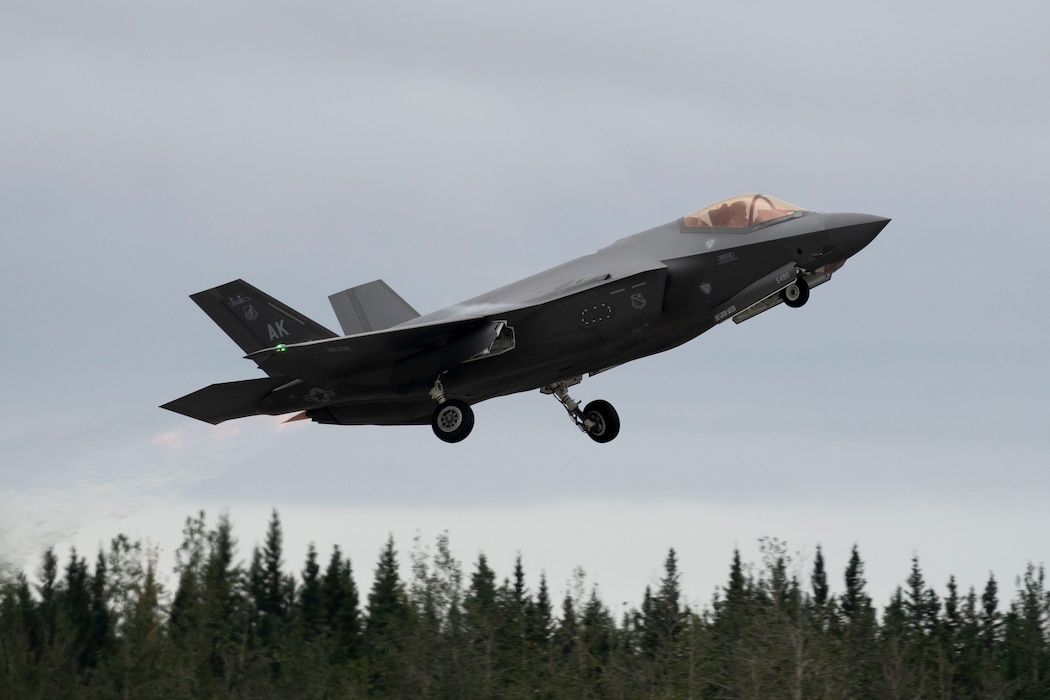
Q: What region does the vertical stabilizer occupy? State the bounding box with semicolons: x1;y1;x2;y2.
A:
191;279;337;354
329;280;420;335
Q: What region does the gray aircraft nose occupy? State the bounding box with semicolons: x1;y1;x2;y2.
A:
823;212;890;259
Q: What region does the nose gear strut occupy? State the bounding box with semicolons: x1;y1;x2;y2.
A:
542;378;621;443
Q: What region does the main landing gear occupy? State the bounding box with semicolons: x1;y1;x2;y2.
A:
428;377;620;444
780;276;810;308
429;379;474;443
542;378;620;443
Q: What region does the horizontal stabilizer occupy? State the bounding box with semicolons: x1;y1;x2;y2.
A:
329;280;420;335
191;280;338;355
160;376;290;424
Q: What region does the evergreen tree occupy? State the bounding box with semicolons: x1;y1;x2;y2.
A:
902;555;940;696
258;509;286;679
812;544;829;609
463;552;502;694
638;548;685;690
36;547;59;651
245;546;265;649
62;548;91;671
954;585;984;698
298;543;322;639
1003;564;1049;699
841;545;873;628
553;590;579;685
8;514;1050;698
839;545;877;699
710;548;754;697
119;552;165;695
980;573;1000;651
881;587;910;700
937;575;963;697
261;509;285;624
904;555;941;642
364;535;411;695
169;513;207;646
0;574;38;696
321;545;360;662
202;513;241;689
579;587;616;693
653;548;684;649
530;573;553;649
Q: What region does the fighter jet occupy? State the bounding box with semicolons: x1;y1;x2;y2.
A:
162;194;888;443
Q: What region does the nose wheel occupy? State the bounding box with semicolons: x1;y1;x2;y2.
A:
781;276;810;308
542;379;621;443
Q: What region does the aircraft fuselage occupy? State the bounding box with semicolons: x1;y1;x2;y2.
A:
163;195;888;442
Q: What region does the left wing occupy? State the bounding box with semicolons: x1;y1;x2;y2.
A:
246;317;503;393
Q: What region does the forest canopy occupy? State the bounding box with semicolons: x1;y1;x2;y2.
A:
1;510;1047;699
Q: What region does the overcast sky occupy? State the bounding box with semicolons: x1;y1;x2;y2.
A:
2;0;1048;610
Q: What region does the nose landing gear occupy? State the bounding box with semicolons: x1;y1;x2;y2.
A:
781;276;810;308
542;378;621;443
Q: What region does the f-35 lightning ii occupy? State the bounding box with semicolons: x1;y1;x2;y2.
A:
162;194;888;443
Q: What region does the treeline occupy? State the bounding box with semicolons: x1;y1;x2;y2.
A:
1;512;1048;699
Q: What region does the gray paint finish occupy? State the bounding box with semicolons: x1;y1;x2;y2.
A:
163;195;888;442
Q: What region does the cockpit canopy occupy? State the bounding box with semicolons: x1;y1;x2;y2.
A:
683;194;804;229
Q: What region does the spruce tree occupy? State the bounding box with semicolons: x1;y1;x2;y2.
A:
812;545;829;608
531;573;553;648
259;509;286;678
37;547;58;650
203;513;240;688
839;545;876;699
980;573;1000;651
708;549;754;697
321;545;360;661
938;575;962;697
298;543;322;639
579;588;616;691
901;555;939;695
882;587;910;699
841;545;872;627
62;549;91;670
553;591;578;680
464;553;500;694
87;549;111;673
261;509;285;623
170;513;208;645
1003;564;1049;698
120;554;164;695
655;548;684;647
364;535;411;694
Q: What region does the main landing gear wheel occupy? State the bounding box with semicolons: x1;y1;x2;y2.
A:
583;400;620;443
431;399;474;443
781;277;810;308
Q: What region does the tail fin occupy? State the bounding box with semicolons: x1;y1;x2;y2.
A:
328;279;420;335
191;280;337;354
